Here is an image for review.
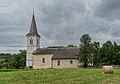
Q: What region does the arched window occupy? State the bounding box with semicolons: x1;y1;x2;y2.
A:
37;39;39;45
30;38;33;45
42;58;45;63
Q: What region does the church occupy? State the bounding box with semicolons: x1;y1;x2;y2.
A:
26;12;79;69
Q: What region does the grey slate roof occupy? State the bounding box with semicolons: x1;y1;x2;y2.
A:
33;48;79;59
26;14;40;37
33;48;55;54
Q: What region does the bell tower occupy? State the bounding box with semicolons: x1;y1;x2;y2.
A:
26;10;40;67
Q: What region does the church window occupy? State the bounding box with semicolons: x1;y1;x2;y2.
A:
70;60;73;64
58;60;60;65
30;38;33;45
42;58;45;63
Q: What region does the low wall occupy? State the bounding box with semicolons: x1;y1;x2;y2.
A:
112;65;120;69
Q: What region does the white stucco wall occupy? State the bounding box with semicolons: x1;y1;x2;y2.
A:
32;54;53;69
26;36;40;67
53;59;78;68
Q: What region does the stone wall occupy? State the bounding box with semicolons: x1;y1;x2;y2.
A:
53;59;78;68
32;54;53;69
112;65;120;69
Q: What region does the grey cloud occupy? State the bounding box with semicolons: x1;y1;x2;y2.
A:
110;24;120;37
38;0;87;40
0;0;120;53
0;35;25;46
94;0;120;21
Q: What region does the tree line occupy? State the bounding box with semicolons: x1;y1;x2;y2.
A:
78;34;120;68
0;50;26;69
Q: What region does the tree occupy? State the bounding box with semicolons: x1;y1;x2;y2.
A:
115;51;120;65
100;41;120;65
67;44;77;47
18;50;26;68
0;53;11;69
113;42;120;65
78;34;92;68
8;50;26;69
92;42;100;67
100;41;114;65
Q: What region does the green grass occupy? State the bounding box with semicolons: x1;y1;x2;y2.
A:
0;68;120;84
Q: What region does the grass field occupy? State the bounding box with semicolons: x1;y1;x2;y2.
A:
0;68;120;84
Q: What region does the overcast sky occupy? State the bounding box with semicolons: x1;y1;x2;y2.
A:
0;0;120;53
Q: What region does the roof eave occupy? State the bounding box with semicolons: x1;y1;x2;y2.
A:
26;33;40;38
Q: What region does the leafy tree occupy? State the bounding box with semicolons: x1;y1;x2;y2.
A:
0;53;11;69
100;41;114;65
115;51;120;65
92;42;100;67
8;50;26;69
100;41;120;65
78;34;92;68
67;44;77;47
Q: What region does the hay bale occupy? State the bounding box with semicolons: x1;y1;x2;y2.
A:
102;66;113;74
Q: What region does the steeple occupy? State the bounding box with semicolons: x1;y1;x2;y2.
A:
26;10;40;37
26;9;40;67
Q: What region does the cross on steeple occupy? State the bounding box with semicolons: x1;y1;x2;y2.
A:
33;8;34;15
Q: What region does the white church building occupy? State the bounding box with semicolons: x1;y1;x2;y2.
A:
26;12;79;69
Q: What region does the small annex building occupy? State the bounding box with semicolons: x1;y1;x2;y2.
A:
32;48;79;69
26;11;79;69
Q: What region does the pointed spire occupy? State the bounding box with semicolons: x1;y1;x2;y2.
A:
26;9;40;37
